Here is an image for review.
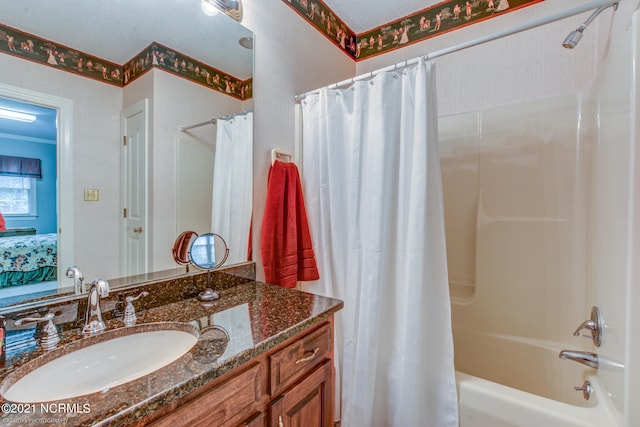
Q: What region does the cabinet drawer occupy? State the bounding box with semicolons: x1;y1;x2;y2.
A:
269;323;331;396
151;362;263;427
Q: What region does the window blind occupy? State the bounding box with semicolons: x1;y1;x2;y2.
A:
0;155;42;179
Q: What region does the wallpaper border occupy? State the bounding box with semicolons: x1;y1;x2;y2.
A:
0;23;252;100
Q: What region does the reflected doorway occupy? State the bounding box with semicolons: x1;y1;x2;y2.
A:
0;83;74;307
0;96;57;304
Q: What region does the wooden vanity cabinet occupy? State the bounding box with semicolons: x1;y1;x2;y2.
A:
268;361;334;427
145;317;335;427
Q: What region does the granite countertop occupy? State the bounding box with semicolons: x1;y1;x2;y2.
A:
0;281;343;426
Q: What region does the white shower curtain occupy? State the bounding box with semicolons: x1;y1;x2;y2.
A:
211;112;253;265
301;59;458;426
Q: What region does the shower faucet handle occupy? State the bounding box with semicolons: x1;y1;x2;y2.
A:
572;306;604;347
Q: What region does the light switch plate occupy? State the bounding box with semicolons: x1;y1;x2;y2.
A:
84;189;99;201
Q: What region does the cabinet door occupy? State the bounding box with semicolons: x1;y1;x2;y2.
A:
242;412;264;427
269;361;333;427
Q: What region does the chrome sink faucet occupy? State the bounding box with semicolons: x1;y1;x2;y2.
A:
82;279;110;336
559;350;599;369
66;266;85;295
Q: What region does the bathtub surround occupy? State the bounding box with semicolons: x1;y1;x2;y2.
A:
301;58;458;426
439;7;640;426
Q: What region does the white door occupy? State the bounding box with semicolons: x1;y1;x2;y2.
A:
121;99;149;277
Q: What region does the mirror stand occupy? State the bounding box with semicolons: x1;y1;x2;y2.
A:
172;232;229;303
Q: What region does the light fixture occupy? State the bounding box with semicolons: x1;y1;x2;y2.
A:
200;0;243;22
200;0;219;16
562;2;618;49
0;108;36;122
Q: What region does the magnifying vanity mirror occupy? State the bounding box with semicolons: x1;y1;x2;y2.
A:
190;233;230;270
172;231;199;269
172;232;229;302
0;0;254;309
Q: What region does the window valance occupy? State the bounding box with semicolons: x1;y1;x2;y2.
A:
0;155;42;179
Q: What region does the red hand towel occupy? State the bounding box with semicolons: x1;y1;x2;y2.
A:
260;160;319;288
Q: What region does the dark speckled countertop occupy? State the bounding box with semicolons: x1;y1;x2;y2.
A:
0;265;343;427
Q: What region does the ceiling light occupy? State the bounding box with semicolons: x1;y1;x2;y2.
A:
201;0;219;16
0;108;36;122
201;0;243;22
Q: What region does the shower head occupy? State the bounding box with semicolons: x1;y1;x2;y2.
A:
562;28;584;49
562;2;619;49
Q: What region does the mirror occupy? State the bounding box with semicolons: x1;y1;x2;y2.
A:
0;1;254;308
172;231;199;268
190;233;230;270
174;232;229;303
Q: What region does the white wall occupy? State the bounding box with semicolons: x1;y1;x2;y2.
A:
242;0;355;280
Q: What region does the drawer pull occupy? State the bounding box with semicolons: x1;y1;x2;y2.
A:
295;347;320;365
279;415;284;427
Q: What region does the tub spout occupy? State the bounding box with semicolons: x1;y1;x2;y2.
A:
559;350;599;369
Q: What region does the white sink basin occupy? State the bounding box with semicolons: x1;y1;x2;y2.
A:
2;322;199;403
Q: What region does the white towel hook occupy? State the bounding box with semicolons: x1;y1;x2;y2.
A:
271;148;293;165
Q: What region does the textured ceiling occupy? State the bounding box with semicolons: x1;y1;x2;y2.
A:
0;0;253;79
322;0;443;33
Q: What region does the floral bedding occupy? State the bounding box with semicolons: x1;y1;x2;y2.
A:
0;233;57;287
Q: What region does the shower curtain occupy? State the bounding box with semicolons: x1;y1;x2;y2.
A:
300;59;458;426
211;112;253;265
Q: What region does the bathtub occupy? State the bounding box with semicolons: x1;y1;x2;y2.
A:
453;330;621;427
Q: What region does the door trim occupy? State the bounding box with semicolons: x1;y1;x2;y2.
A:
0;83;74;289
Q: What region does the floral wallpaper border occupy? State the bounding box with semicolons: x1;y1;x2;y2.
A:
123;42;252;101
0;22;252;100
283;0;359;59
282;0;544;61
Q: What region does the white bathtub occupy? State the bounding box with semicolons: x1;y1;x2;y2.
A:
453;330;621;427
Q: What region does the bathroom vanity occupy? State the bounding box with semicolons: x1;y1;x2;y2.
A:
0;264;343;426
145;317;335;427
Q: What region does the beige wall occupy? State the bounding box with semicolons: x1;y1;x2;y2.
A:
0;53;122;280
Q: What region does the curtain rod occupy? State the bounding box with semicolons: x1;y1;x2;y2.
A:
294;0;621;102
179;110;253;132
179;118;216;132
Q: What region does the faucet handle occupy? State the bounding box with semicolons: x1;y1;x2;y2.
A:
572;319;597;336
125;291;149;304
123;291;149;327
572;306;604;347
574;380;593;400
15;313;60;351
